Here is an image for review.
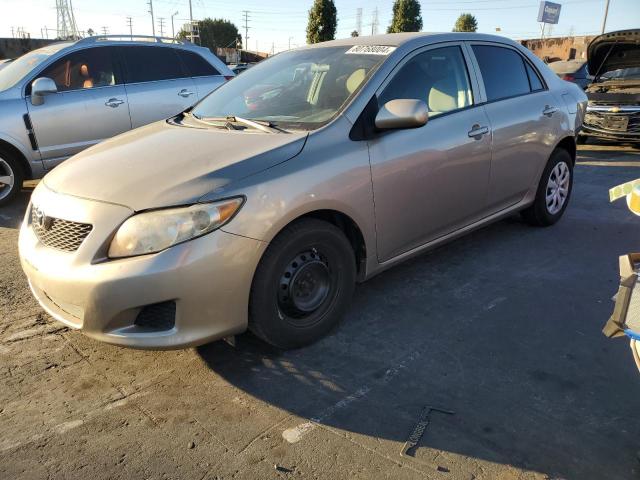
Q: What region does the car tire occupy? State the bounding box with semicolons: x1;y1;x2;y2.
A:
248;218;356;349
0;148;24;207
521;148;573;227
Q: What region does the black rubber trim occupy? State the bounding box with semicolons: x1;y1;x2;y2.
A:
22;113;38;151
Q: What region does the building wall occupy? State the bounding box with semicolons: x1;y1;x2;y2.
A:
520;35;596;62
0;38;57;60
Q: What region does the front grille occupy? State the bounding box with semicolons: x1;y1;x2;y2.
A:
31;207;92;252
584;107;640;134
134;301;176;331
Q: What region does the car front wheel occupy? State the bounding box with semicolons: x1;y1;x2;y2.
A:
0;149;24;206
248;218;356;349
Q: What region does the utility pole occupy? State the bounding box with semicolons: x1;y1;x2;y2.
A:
126;16;133;38
371;7;379;35
356;8;362;36
171;11;178;39
242;10;250;51
158;17;165;37
101;26;108;35
188;0;194;42
288;36;293;50
148;0;155;36
601;0;610;34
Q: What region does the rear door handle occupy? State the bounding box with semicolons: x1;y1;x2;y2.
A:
543;105;559;117
178;89;195;98
105;98;125;108
468;125;489;138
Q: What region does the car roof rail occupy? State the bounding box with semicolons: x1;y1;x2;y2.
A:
75;35;192;45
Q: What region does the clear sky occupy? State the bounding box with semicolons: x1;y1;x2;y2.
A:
3;0;640;53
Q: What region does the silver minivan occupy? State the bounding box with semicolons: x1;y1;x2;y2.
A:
19;33;587;350
0;36;233;204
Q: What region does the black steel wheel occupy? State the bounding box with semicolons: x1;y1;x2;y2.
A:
249;218;356;349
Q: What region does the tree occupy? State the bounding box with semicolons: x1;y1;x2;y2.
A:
453;13;478;32
351;30;359;37
387;0;423;33
306;0;337;44
86;28;95;36
178;18;240;51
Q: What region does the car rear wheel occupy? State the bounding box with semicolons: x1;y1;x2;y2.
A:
0;149;23;206
522;148;573;227
249;218;356;349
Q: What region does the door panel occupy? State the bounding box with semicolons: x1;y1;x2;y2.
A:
124;78;197;128
367;44;491;262
192;76;225;100
483;91;559;210
369;107;492;261
28;85;131;167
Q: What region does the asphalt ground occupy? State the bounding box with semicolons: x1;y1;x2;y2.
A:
1;144;639;480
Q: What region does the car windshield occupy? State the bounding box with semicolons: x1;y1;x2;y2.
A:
191;46;391;130
0;43;70;92
600;67;640;80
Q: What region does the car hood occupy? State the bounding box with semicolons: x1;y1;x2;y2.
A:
44;119;308;211
587;29;640;76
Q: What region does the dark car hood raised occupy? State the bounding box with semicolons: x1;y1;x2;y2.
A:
44;120;308;211
587;29;640;77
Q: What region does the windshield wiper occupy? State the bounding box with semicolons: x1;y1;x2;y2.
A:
195;115;284;134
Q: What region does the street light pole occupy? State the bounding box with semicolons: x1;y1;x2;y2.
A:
189;0;194;42
171;11;178;40
601;0;610;34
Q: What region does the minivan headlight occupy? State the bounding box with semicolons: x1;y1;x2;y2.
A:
108;198;244;258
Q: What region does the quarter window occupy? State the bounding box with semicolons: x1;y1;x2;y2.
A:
472;45;531;102
379;46;473;118
122;46;185;83
525;61;544;91
35;47;119;92
177;50;220;77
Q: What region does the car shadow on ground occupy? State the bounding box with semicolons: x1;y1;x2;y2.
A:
0;189;31;229
197;181;640;479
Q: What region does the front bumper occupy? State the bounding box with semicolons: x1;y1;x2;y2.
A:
18;185;266;349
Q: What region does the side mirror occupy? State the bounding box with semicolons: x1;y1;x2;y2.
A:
31;77;57;106
375;99;428;130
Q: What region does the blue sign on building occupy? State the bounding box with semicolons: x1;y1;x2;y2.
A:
537;1;562;24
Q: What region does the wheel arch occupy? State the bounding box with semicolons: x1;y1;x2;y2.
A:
269;209;369;282
0;138;33;179
553;136;577;166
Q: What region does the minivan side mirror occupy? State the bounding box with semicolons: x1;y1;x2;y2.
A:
375;99;428;130
31;77;57;106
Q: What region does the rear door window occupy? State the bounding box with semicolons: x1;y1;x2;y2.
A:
176;50;220;77
122;46;185;83
525;62;544;91
472;45;531;102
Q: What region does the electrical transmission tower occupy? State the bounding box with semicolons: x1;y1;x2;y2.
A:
101;26;109;35
55;0;80;39
126;17;133;38
356;8;362;36
242;11;250;51
371;7;379;35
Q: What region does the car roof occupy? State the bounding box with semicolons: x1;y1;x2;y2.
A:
303;32;522;49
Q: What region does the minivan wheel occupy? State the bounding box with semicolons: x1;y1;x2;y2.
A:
249;218;356;349
522;148;573;227
0;149;24;206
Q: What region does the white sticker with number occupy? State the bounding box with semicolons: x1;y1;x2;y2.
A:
346;45;397;55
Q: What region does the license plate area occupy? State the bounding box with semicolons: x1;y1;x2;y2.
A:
603;115;629;132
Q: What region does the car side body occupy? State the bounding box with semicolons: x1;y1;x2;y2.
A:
0;35;233;203
19;32;587;349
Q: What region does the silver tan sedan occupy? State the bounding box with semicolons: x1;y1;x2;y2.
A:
19;33;587;350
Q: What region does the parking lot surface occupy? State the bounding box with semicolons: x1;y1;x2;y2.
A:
1;144;640;480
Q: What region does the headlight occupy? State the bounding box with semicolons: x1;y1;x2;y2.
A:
108;197;244;258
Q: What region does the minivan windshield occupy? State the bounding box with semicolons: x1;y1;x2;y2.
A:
0;43;70;92
191;46;391;130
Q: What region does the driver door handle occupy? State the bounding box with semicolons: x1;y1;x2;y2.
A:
468;125;489;138
105;98;125;108
178;89;195;98
543;105;559;117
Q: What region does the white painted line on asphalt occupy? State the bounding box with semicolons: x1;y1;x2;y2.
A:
484;296;507;311
282;350;421;444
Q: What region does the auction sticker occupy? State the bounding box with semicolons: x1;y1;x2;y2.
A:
346;45;396;55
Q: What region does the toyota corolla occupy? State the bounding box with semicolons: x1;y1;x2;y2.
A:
19;33;587;349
